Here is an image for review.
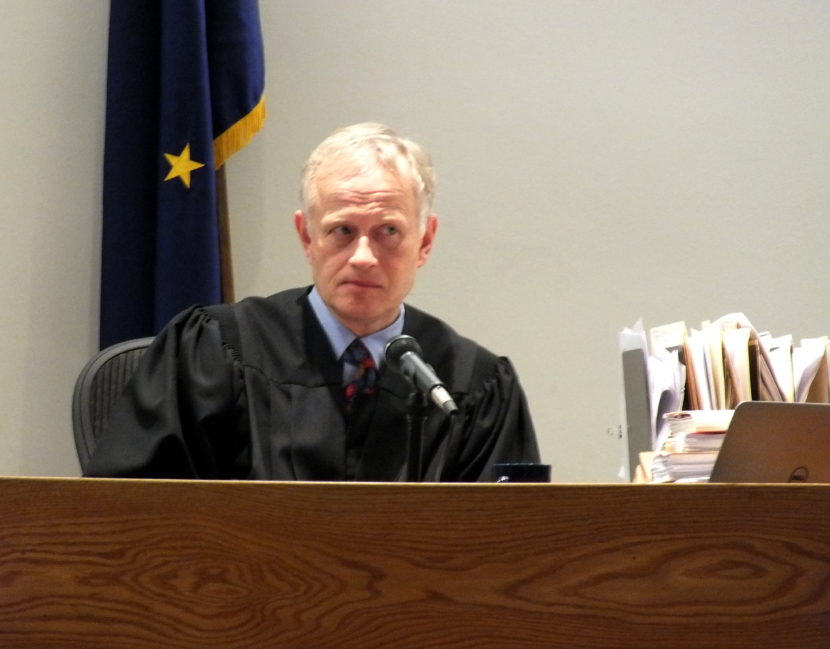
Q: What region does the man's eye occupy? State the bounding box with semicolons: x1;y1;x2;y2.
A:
375;225;402;249
331;225;353;237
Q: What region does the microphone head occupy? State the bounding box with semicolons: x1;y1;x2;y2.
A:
384;335;423;372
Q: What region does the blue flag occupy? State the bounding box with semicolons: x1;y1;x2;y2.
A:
100;0;265;349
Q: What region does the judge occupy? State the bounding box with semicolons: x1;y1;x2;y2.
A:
85;123;540;481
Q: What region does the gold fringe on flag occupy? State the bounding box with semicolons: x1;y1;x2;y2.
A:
213;95;267;169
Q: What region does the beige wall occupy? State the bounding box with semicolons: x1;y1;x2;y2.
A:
0;1;107;475
3;1;830;480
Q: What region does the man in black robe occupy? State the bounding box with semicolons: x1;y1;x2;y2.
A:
86;123;540;481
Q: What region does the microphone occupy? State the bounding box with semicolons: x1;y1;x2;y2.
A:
385;335;459;416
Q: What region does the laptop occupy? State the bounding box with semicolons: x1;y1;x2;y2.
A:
709;401;830;483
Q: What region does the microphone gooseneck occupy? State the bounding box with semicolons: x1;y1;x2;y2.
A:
385;335;459;416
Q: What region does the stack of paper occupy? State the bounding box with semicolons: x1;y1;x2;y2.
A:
647;314;830;412
622;313;830;482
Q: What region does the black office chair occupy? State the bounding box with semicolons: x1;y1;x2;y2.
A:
72;337;154;471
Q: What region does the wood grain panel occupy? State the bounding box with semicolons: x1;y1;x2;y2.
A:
1;478;829;648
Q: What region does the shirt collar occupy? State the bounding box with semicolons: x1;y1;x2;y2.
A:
307;286;404;368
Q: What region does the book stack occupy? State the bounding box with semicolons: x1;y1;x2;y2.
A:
647;410;733;483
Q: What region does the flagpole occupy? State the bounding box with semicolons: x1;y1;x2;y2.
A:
216;167;235;303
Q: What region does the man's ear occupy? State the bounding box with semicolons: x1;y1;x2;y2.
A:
294;210;312;262
417;214;438;268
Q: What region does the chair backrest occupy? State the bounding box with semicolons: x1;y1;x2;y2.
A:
72;337;154;471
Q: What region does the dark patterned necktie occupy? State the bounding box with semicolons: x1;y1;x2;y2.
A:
342;338;378;405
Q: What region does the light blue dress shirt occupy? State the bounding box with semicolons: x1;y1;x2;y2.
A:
307;287;404;382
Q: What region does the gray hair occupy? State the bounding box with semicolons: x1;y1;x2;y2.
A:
300;123;436;229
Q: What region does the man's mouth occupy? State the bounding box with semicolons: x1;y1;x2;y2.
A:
341;279;381;289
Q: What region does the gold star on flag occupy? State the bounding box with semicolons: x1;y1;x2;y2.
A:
163;143;205;188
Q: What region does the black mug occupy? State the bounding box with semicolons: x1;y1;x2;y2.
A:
492;463;551;483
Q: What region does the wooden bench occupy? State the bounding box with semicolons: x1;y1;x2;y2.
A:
2;477;829;648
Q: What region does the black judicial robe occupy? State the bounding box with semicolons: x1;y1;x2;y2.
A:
85;287;540;481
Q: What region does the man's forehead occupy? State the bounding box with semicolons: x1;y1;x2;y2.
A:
317;157;408;187
314;161;417;207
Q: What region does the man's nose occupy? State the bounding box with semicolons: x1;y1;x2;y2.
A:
349;235;378;267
